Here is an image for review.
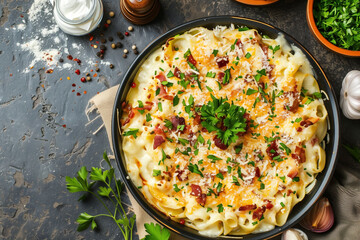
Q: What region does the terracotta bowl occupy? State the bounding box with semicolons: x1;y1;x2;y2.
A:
307;0;360;57
235;0;279;5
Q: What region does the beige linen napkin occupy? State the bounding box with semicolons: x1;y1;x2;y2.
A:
86;85;154;238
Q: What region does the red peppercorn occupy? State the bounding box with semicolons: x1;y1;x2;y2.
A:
67;55;73;60
72;83;76;87
100;49;105;54
131;82;136;88
77;92;81;96
75;69;80;75
104;23;109;28
80;77;86;82
125;32;129;36
76;59;81;65
179;219;185;225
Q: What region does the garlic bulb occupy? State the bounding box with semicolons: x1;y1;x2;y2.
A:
281;228;308;240
300;197;334;233
340;70;360;119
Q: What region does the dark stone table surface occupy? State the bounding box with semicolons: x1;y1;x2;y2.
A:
1;0;359;239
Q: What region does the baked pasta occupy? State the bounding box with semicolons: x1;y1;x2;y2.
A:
120;25;328;236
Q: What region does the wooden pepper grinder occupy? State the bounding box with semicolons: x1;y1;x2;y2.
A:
120;0;160;25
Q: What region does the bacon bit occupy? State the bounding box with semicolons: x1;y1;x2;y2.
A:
187;54;197;66
179;219;185;225
291;146;306;164
175;170;189;181
196;194;207;206
193;112;202;125
287;167;298;179
122;108;135;126
174;67;181;78
311;137;318;146
218;72;225;83
153;135;165;150
163;171;172;177
283;91;300;113
300;117;319;128
266;141;280;160
252;206;266;220
165;37;174;47
264;200;274;210
213;135;228;150
216;56;229;68
287;189;293;196
296;127;303;132
255;167;260;178
239;204;257;211
170;116;186;133
190;184;202;197
261;44;269;57
162;94;174;100
155;72;166;82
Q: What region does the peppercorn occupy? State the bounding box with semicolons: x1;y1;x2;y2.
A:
80;77;86;82
116;42;122;48
117;32;124;39
86;72;90;76
123;54;127;58
96;52;101;57
100;45;106;50
125;32;129;36
133;49;139;55
100;49;105;54
100;38;107;43
110;64;114;69
128;26;133;31
131;44;137;50
106;19;111;25
123;49;128;54
111;43;116;49
75;69;80;75
86;76;91;81
108;36;113;42
95;67;100;72
59;58;64;63
100;55;104;59
93;45;98;49
109;11;115;17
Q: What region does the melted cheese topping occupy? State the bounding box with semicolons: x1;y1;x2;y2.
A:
120;26;328;236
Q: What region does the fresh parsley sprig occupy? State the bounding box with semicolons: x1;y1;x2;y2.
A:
142;223;171;240
65;151;136;240
200;94;247;146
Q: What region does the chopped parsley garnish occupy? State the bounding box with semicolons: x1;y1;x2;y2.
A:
232;176;240;186
178;138;189;146
164;119;173;129
155;88;160;96
269;45;280;54
137;100;145;114
212;49;218;57
160;149;167;164
188;163;203;177
146;113;152;122
292;177;300;182
260;182;265;190
206;86;213;92
254;69;266;82
217;204;224;213
246;88;258;95
231;39;238;50
173;94;179;106
313;92;322;99
207;155;222;161
238;26;249;31
158;102;162;111
206;71;216;78
280;202;285;208
173;184;181;192
216;173;224;180
166;70;174;78
235;143;243;154
152;169;161;177
245;52;252;59
200;94;247;146
123;128;139;138
184;49;191;58
161;81;173;87
222;69;231;84
279;143;291;155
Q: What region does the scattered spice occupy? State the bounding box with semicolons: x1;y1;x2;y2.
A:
124;49;128;54
116;42;122;48
77;92;81;96
100;45;106;50
83;91;87;94
75;69;80;75
131;82;136;88
111;43;116;49
123;54;127;58
86;76;91;81
128;26;133;31
81;77;86;82
106;19;111;25
95;67;100;72
93;45;98;49
46;69;53;74
62;124;67;128
110;64;114;69
132;44;137;50
67;77;71;80
67;55;73;60
134;49;139;55
108;36;113;41
72;83;76;87
59;58;64;63
109;11;115;17
125;32;129;36
86;72;90;76
101;38;107;43
117;32;124;39
179;219;185;225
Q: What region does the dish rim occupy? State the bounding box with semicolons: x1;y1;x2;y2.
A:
306;0;360;57
111;16;340;240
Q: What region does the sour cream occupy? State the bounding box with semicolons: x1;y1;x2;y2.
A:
53;0;103;36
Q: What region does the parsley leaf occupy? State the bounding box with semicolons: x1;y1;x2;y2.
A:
269;45;280;54
152;169;161;177
188;163;204;177
144;223;171;240
123;128;139;138
344;144;360;163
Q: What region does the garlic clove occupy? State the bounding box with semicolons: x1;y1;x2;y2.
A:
340;70;360;119
281;228;308;240
300;197;334;233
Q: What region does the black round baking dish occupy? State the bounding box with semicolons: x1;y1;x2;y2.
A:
112;16;340;240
